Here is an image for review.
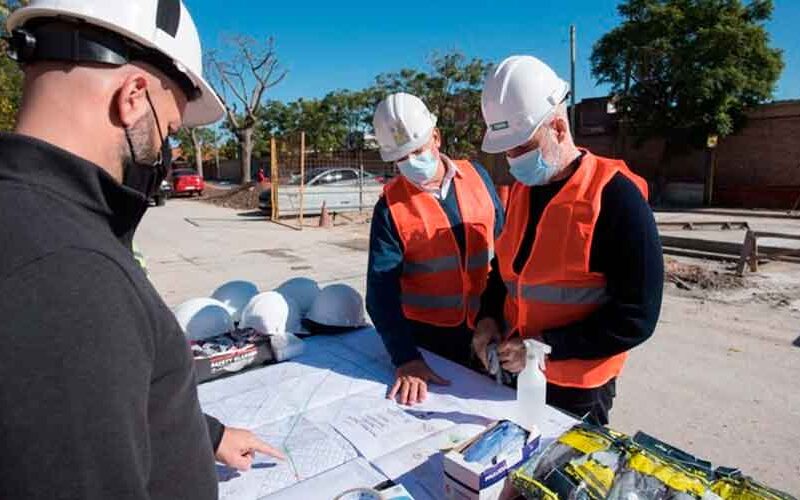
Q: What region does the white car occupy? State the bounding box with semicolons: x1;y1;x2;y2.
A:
259;167;388;216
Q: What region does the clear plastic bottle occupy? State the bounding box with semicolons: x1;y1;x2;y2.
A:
516;339;552;430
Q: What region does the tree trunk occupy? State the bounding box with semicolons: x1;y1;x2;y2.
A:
190;128;204;177
239;128;254;184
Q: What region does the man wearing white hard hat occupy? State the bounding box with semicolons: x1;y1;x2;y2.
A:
367;93;505;406
473;56;663;425
0;1;281;498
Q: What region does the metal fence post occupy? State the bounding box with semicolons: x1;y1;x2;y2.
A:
299;131;306;228
359;149;364;213
270;137;278;220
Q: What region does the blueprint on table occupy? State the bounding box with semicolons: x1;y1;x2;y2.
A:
215;415;358;500
199;329;405;499
199;328;574;499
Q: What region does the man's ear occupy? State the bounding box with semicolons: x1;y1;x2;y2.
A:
116;73;150;128
432;127;442;149
552;116;569;143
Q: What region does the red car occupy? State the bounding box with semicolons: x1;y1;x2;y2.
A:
171;168;204;196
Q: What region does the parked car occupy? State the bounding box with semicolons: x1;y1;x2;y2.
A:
171;168;204;196
150;179;171;207
259;167;386;216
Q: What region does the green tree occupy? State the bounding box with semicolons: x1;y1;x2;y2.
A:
591;0;783;167
251;52;489;158
256;88;377;152
0;0;27;132
219;137;239;160
373;52;492;158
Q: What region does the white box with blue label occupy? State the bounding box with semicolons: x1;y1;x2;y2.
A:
442;420;540;500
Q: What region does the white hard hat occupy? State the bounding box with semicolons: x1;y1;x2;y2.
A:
481;55;570;154
240;291;303;336
275;277;321;317
306;284;367;328
211;280;260;323
6;0;224;127
373;93;437;162
173;297;234;342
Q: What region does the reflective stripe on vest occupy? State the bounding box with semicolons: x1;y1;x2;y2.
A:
405;248;491;275
497;151;649;388
505;281;608;304
385;159;496;328
400;293;482;311
467;249;494;271
526;284;608;304
404;255;460;275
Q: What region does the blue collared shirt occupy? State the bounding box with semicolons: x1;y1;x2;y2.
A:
366;161;505;367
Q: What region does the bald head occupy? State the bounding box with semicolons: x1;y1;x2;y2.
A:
15;60;187;181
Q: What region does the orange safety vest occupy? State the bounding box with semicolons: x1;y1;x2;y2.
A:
497;151;648;388
384;160;496;328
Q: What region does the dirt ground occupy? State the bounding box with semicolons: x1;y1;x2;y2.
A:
199;182;265;210
664;257;744;291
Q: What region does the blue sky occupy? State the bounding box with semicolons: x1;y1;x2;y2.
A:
189;0;799;104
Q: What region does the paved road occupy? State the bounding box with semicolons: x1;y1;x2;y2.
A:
137;200;800;494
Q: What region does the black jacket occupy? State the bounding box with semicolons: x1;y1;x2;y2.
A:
0;133;222;500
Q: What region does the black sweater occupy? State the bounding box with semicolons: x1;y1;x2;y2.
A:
0;133;222;500
479;154;664;361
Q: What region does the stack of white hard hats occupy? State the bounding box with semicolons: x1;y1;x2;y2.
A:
275;277;321;317
239;291;303;336
306;284;367;328
239;291;305;361
172;297;234;342
171;278;368;345
211;280;259;324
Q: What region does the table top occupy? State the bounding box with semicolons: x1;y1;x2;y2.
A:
198;328;577;500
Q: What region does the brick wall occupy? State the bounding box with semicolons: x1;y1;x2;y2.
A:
478;99;800;209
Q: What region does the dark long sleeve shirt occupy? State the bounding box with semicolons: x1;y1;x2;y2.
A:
0;133;219;500
366;161;505;367
479;157;663;361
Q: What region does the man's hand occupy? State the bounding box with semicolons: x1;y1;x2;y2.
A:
473;318;502;371
498;337;527;373
387;359;450;406
216;427;286;471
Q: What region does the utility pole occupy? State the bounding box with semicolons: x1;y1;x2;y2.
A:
569;24;577;136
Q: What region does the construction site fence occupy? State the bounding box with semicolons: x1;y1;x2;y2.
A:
267;134;397;224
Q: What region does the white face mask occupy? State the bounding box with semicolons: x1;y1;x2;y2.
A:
397;149;439;186
506;126;562;186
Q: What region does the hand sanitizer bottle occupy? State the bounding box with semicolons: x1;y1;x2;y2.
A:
517;339;552;430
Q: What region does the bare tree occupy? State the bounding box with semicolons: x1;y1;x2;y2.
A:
206;35;286;184
190;128;203;177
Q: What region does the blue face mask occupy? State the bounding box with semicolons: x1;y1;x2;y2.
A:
507;148;561;186
397;150;438;186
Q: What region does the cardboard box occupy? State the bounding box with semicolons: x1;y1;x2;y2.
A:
194;338;275;384
443;420;541;500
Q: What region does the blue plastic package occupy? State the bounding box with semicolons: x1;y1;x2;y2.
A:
462;421;529;466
